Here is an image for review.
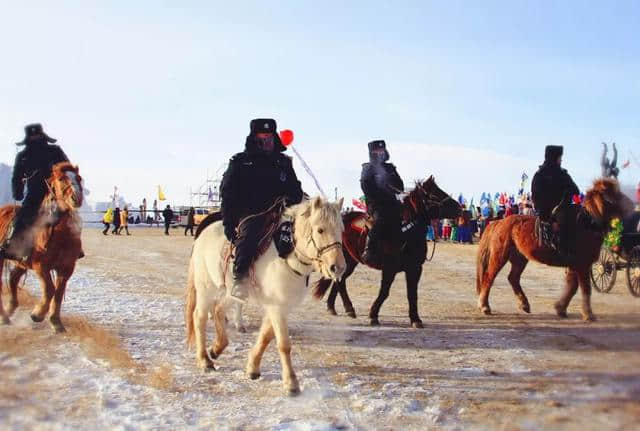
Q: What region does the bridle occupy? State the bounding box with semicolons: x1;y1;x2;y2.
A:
294;231;342;266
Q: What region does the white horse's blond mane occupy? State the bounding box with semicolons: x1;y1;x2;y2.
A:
284;198;344;239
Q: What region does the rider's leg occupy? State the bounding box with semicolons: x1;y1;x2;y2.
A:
363;210;382;264
1;190;43;259
229;217;262;304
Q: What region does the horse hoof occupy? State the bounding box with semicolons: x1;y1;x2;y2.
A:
30;313;45;323
520;303;531;314
248;372;261;380
208;348;218;359
286;387;301;397
52;324;66;333
237;326;247;334
346;310;357;319
481;307;492;316
327;308;337;316
369;318;380;326
554;303;568;318
199;359;215;372
582;313;596;322
411;321;424;329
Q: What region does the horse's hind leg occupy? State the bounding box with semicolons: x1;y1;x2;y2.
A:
246;315;274;380
267;307;299;396
0;261;9;324
508;251;530;313
406;265;423;328
48;268;73;333
477;246;509;315
8;266;26;316
31;268;55;323
555;268;579;318
209;303;229;359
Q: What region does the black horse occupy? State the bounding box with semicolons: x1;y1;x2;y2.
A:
313;176;461;328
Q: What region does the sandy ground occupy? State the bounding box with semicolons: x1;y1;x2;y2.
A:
1;226;639;430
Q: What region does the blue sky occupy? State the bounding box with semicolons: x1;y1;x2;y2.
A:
1;1;638;207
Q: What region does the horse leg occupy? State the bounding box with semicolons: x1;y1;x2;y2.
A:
577;268;596;322
338;258;358;318
327;283;339;315
193;290;215;371
406;265;423;328
267;307;299;395
48;269;73;333
228;301;246;333
369;268;396;326
0;261;9;325
246;315;274;380
8;266;26;316
209;303;229;359
477;247;509;315
31;268;55;323
554;268;579;318
507;251;530;313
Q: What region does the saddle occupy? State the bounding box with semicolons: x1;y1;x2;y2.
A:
535;217;559;251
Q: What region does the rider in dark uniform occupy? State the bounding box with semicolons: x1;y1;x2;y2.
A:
360;140;404;265
0;124;69;261
531;145;580;255
221;118;303;303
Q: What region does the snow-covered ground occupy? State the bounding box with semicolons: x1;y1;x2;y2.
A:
1;228;639;430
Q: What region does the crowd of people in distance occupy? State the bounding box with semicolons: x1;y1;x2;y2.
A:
101;204;195;236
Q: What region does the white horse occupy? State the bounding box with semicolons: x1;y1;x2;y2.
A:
185;197;346;395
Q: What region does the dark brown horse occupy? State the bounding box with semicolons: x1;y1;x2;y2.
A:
476;178;633;321
0;162;84;332
313;176;461;328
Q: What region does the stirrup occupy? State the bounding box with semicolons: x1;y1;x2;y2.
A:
228;278;249;304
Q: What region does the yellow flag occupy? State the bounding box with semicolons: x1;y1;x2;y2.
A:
158;185;166;201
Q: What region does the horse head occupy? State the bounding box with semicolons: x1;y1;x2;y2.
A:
290;196;346;282
409;176;461;221
49;162;83;211
584;178;634;226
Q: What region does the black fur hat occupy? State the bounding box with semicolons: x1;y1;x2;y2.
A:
16;123;57;146
368;140;390;162
246;118;285;152
544;145;563;162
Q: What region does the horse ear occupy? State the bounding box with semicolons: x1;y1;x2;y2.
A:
312;196;323;211
336;197;344;210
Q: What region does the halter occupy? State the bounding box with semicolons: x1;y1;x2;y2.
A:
289;217;343;278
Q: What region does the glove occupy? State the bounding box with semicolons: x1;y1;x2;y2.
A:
14;191;24;201
224;226;237;244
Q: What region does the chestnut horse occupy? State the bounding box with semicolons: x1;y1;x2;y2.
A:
313;176;461;328
0;162;83;332
476;178;632;321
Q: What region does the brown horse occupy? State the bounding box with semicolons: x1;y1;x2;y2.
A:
476;178;633;321
0;162;83;332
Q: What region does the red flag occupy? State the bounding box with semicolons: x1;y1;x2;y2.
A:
622;160;631;169
352;198;367;212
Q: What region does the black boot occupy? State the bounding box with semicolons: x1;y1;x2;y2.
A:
362;233;380;265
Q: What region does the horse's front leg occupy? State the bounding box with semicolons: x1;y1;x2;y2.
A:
577;268;596;322
8;265;26;316
405;265;423;328
369;268;396;326
246;315;274;380
48;268;73;333
0;261;9;325
30;267;55;323
267;307;299;395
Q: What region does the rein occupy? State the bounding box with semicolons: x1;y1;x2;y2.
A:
288;214;342;278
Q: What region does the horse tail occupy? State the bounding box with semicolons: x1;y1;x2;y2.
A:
476;224;493;294
312;277;333;300
185;256;197;348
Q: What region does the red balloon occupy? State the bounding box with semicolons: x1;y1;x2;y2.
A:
280;129;294;147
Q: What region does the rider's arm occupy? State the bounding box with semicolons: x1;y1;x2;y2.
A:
283;157;303;205
562;171;580;198
50;145;70;165
220;158;243;242
387;164;404;194
11;153;25;201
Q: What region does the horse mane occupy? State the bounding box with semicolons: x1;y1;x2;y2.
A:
583;177;620;223
403;176;435;211
285;198;343;238
51;162;79;179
